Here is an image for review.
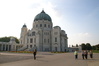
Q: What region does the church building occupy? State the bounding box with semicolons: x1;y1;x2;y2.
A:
19;10;68;52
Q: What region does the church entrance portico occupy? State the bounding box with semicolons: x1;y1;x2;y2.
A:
55;47;57;52
0;44;12;51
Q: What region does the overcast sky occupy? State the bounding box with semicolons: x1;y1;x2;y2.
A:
0;0;99;46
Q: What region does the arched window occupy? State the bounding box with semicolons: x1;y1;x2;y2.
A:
40;24;42;27
30;45;32;48
32;32;35;36
55;37;57;42
44;24;46;27
30;38;33;43
48;25;50;28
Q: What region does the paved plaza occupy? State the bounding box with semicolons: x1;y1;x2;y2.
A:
0;52;99;66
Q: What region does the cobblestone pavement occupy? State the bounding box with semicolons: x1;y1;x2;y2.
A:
0;52;99;66
0;54;33;63
0;52;54;64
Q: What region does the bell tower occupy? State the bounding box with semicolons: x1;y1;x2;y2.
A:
20;24;28;44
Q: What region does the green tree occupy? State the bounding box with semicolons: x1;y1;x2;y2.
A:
0;37;10;42
92;46;96;50
86;43;92;50
0;36;19;43
13;37;19;43
96;44;99;50
81;43;86;50
72;45;74;47
76;44;78;47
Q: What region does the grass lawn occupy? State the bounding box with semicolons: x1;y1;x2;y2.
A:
93;50;99;53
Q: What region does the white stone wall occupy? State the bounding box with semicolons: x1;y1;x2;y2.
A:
0;38;22;51
60;30;68;51
33;20;53;30
20;19;68;52
33;20;52;51
20;27;28;44
52;26;61;51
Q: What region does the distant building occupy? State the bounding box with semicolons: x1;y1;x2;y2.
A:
0;38;22;51
68;46;82;52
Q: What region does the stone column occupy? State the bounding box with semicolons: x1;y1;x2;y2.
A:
14;45;16;51
5;44;6;51
8;45;9;51
0;44;1;50
11;45;13;51
1;44;3;51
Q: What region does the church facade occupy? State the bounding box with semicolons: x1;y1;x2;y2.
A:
19;10;68;52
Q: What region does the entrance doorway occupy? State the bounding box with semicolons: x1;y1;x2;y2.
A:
55;47;57;52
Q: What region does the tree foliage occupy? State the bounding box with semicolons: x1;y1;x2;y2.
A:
86;43;92;50
81;43;92;50
81;43;99;50
92;46;96;50
92;44;99;50
0;36;19;43
96;44;99;50
76;44;78;47
81;43;86;50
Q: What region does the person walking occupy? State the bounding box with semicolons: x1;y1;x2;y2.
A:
82;50;84;59
74;50;78;59
33;49;37;60
89;50;93;59
84;50;88;59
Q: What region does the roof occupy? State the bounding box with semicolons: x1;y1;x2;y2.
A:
34;10;52;22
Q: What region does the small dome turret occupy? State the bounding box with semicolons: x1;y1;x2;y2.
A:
23;24;27;27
